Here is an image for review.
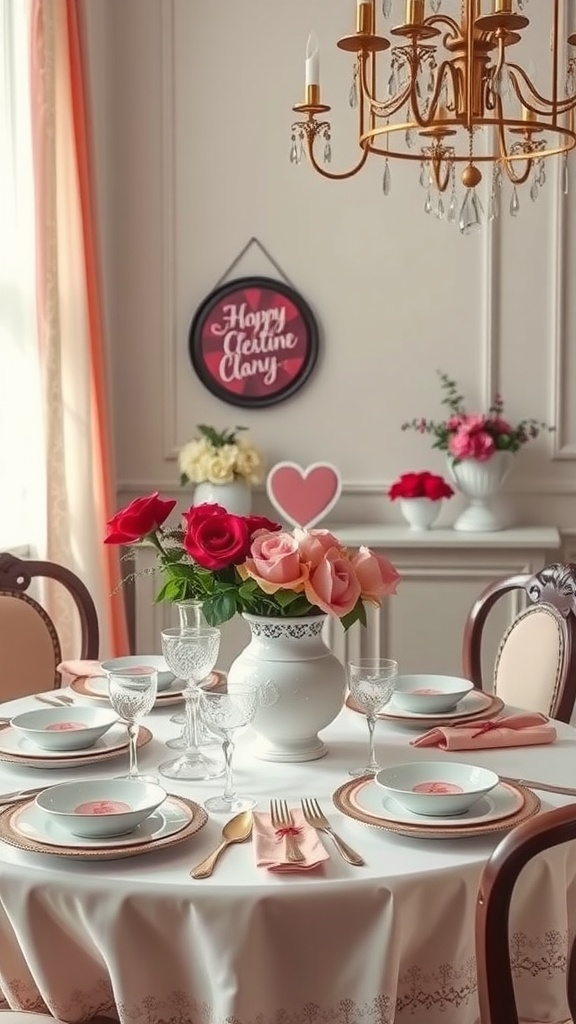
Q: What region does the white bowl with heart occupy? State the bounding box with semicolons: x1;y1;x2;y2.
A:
375;761;499;816
35;779;167;839
391;675;474;714
10;707;119;752
100;655;175;691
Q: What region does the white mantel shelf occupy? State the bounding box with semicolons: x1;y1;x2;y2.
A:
327;525;561;550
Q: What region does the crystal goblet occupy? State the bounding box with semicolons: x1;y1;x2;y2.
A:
348;658;398;777
159;627;223;781
167;601;219;750
200;687;259;813
106;666;158;783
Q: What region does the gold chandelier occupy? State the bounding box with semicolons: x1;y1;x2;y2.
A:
291;1;576;232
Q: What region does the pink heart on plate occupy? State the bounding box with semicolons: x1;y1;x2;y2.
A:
266;462;342;529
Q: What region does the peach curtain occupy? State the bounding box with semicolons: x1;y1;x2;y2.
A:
29;0;128;659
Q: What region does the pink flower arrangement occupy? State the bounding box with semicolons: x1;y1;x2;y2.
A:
401;372;554;463
105;495;400;631
389;471;454;502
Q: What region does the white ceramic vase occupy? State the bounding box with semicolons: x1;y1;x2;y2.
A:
226;614;347;762
399;497;442;531
448;451;513;532
193;479;251;516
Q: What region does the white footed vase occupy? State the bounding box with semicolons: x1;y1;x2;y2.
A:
226;614;347;762
448;451;513;532
399;497;442;531
193;479;251;515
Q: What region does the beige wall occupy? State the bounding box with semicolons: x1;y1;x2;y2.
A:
83;0;576;537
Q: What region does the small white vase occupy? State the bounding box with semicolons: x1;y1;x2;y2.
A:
193;479;251;516
448;451;513;532
399;497;442;531
227;614;347;762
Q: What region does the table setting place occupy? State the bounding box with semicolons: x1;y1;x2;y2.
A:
0;632;575;880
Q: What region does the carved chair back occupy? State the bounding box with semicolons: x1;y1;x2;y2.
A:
462;563;576;723
476;801;576;1024
0;553;99;700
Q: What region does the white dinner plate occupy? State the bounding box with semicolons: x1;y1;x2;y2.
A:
70;670;224;707
0;725;152;769
73;675;186;701
347;688;504;727
0;794;208;860
333;775;540;840
352;778;524;828
0;722;128;760
14;795;191;849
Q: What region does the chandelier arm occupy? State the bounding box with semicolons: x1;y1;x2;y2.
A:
426;14;460;44
506;65;576;116
495;104;533;185
430;157;452;192
359;57;411;114
305;139;370;180
408;60;454;129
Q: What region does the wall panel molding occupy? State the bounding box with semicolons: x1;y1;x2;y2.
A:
117;477;576;496
550;142;575;459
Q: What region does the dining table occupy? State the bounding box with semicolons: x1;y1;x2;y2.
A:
0;684;575;1024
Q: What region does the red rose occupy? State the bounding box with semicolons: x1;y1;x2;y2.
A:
389;472;429;500
104;492;177;544
183;507;251;570
245;514;282;536
423;475;454;501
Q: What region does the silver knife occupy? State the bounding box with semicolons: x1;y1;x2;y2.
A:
0;787;45;805
501;775;576;797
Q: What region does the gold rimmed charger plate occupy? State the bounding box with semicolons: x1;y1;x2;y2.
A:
0;794;207;860
0;725;152;769
333;775;540;840
71;670;225;706
346;689;504;727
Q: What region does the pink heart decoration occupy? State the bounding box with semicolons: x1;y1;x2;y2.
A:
266;462;342;529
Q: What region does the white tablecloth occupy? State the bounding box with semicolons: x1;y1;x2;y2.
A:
0;691;575;1024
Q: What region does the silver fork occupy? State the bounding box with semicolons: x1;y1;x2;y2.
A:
301;797;365;867
270;799;305;863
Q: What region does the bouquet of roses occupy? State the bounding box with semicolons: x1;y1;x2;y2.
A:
178;424;263;486
389;471;454;501
105;493;400;630
401;371;554;463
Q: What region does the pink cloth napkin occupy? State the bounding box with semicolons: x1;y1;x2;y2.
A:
57;660;102;683
253;810;330;872
411;712;557;751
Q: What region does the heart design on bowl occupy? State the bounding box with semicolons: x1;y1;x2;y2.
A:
266;462;342;529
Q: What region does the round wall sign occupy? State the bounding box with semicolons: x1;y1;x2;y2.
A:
188;276;319;408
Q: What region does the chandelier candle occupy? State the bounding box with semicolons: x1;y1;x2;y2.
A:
305;33;319;87
357;1;375;34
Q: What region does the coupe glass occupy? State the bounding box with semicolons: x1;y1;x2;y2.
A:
159;627;223;781
200;687;259;813
107;666;158;782
348;658;398;777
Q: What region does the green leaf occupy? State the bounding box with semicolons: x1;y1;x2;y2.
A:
203;591;237;626
155;578;188;603
273;589;303;608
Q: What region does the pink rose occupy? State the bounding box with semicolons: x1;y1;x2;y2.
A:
238;531;307;594
352;546;400;604
304;551;361;617
294;528;347;567
462;414;488;431
446;415;465;431
491;416;512;435
449;427;495;462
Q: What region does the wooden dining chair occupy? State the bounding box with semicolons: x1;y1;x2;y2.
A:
462;562;576;723
0;552;99;700
476;800;576;1024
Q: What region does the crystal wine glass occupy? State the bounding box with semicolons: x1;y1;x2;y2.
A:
167;600;218;750
348;658;398;778
159;627;223;781
200;687;259;813
106;666;158;782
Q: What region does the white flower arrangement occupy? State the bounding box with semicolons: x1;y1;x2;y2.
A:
178;425;263;486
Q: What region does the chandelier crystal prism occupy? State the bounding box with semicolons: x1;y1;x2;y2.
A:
290;0;576;233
